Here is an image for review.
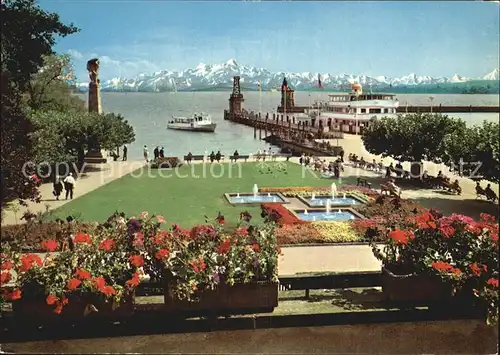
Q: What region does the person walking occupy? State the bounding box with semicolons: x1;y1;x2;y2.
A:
143;145;149;163
159;147;165;158
53;176;63;200
63;173;76;200
122;145;128;161
153;146;159;160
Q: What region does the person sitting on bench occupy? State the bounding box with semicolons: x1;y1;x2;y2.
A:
450;179;461;194
381;179;401;197
395;162;404;178
233;150;239;161
476;182;487;199
484;184;498;202
186;152;193;163
209;151;216;163
215;150;222;163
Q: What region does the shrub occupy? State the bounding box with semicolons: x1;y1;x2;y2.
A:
261;203;306;226
150;157;182;169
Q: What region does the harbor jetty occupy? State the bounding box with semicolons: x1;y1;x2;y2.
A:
278;105;499;114
224;76;343;156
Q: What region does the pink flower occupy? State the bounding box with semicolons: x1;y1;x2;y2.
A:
157;215;166;223
140;211;148;219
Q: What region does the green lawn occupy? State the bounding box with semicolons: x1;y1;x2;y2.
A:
52;162;341;227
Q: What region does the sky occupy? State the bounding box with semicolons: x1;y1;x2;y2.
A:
40;0;500;81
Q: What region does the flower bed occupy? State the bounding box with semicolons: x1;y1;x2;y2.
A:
371;211;499;325
1;221;98;252
260;203;306;226
1;212;280;317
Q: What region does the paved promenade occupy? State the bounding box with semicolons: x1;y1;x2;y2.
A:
2;160;146;226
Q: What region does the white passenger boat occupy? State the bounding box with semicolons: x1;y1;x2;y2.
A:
167;113;216;132
305;84;400;134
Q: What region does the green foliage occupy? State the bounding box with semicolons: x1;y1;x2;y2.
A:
444;121;500;183
24;54;85;112
362;113;467;162
29;110;135;165
1;0;79;90
0;72;40;210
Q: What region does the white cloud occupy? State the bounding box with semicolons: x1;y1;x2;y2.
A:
67;49;84;60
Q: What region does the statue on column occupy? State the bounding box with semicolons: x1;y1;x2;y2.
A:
87;58;100;85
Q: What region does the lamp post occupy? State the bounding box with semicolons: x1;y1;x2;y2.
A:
429;96;434;114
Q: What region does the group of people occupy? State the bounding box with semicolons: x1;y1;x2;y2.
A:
476;182;498;202
255;148;273;162
301;154;344;178
52;173;76;200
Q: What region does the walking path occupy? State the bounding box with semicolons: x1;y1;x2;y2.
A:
2;160;146;226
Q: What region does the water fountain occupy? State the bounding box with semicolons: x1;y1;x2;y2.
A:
252;184;259;199
325;200;331;215
311;192;316;200
338;209;342;213
236;193;240;198
304;209;309;215
267;193;271;197
331;182;337;199
312;216;316;221
273;197;277;202
343;193;346;199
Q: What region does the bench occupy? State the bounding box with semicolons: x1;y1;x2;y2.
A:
184;155;205;162
230;155;250;162
356;177;372;189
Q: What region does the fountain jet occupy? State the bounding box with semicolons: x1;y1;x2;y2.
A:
326;200;331;215
331;182;337;199
252;184;259;199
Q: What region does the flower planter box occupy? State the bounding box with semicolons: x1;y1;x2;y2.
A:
12;292;135;320
381;266;452;303
163;281;278;315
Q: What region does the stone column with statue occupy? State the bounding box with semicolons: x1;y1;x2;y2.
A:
84;58;107;163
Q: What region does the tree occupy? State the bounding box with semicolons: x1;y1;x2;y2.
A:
362;113;467;175
30;111;136;167
444;121;500;183
24;54;85;112
1;0;79;90
0;72;40;211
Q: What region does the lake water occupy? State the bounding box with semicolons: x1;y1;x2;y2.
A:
78;92;499;161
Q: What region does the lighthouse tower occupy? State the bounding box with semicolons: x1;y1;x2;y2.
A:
228;76;244;118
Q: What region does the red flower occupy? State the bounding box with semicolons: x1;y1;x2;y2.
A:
129;255;144;267
439;225;455;238
216;214;225;224
126;273;140;288
133;232;145;248
388;229;414;245
10;288;22;300
20;254;43;272
75;268;91;280
1;271;12;285
101;286;116;296
432;261;461;275
41;239;58;252
54;303;64;314
74;232;92;244
67;278;81;291
469;263;484;277
189;258;206;273
99;239;115;251
46;294;58;305
93;276;106;291
251;243;260;252
236;227;249;236
155;248;170;260
487;278;499;288
217;239;232;254
480;213;496;223
1;260;13;270
432;261;454;272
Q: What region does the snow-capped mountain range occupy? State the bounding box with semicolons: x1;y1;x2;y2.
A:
76;60;500;92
